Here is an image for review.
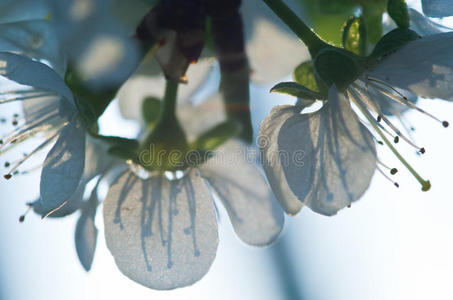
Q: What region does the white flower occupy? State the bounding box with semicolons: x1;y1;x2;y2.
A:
260;31;453;216
0;51;86;217
103;95;284;290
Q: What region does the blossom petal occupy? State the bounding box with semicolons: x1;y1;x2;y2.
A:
49;0;140;87
259;105;304;215
75;213;98;271
0;0;50;23
279;86;376;216
409;9;443;36
0;51;74;109
75;191;99;271
39;118;86;217
242;0;309;83
370;32;453;101
421;0;453;18
0;20;66;75
117;57;212;122
200;140;284;246
103;170;218;290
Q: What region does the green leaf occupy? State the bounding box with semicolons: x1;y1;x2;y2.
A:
369;28;420;61
190;120;241;151
142;97;161;129
342;17;367;56
270;82;327;100
293;61;319;92
387;0;409;29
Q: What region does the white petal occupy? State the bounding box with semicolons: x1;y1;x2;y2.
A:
117;57;212;122
0;51;74;109
75;213;98;271
422;0;453;18
50;0;140;87
0;0;50;23
409;9;443;36
242;0;309;83
83;136;115;180
259;105;304;215
75;189;99;271
103;169;218;290
200;140;284;246
279;86;376;216
369;32;453;101
39;118;86;217
177;93;227;140
0;20;66;75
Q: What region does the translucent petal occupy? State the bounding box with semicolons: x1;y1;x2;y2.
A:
409;9;443;36
103;170;218;290
0;20;66;75
200;140;284;246
32;136;111;217
279;86;376;216
39;118;86;217
242;0;309;83
422;0;453;18
75;213;98;271
0;51;74;109
369;32;453;101
49;0;140;87
177;94;226;140
0;0;50;23
259;105;304;215
117;57;212;122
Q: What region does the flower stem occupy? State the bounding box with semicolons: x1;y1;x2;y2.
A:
261;0;327;56
160;79;179;121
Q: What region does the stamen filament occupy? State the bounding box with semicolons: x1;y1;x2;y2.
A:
367;80;449;127
348;90;431;191
4;132;59;178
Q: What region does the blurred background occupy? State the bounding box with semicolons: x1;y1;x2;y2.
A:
1;0;453;299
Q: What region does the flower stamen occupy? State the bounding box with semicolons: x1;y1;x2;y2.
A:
348;89;431;191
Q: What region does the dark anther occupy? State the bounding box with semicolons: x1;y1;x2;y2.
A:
12;120;18;126
347;204;351;208
377;116;382;122
4;174;12;180
420;147;426;154
394;182;400;188
4;162;10;168
442;121;449;128
19;215;25;223
377;141;384;145
394;136;399;143
390;168;398;175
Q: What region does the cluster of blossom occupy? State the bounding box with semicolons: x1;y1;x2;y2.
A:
0;0;452;291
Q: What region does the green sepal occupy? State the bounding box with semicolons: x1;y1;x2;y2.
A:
313;47;365;91
138;116;189;172
342;17;367;56
387;0;409;29
92;134;140;150
189;120;241;152
369;28;420;61
142;96;161;129
271;81;327;100
107;146;140;163
293;61;320;92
